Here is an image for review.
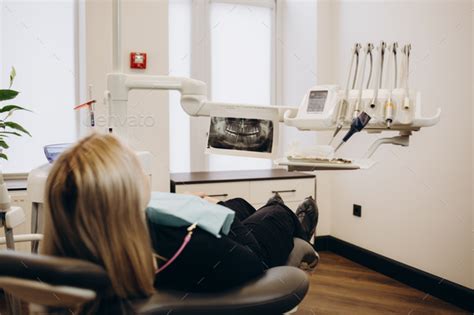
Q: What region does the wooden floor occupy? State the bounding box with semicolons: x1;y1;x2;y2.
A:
295;252;467;315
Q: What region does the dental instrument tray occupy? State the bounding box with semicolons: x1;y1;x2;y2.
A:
287;156;352;164
275;157;359;171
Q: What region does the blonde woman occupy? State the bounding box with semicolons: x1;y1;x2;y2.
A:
41;133;155;313
42;133;318;311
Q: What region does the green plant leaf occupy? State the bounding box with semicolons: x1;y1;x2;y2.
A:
0;153;8;160
0;105;31;113
0;140;9;149
4;121;31;136
9;67;16;88
0;90;19;102
0;131;21;137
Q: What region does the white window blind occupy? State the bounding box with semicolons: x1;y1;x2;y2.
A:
208;2;273;171
0;0;76;174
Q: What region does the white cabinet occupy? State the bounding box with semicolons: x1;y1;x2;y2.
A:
171;169;316;212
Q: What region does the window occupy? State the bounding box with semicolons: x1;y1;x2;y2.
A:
169;0;278;172
210;3;272;104
208;1;274;170
0;0;77;174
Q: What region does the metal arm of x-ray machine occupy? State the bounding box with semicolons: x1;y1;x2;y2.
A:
106;73;296;139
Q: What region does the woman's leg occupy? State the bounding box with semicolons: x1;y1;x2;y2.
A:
217;198;263;258
218;198;257;221
242;201;306;268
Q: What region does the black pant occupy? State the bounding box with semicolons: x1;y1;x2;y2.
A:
220;198;306;268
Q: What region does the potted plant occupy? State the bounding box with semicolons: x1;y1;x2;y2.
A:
0;67;31;160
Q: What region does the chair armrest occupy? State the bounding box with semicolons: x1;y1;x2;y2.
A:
0;276;96;307
133;266;309;315
0;250;110;291
0;233;43;245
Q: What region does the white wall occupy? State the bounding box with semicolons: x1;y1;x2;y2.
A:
323;0;473;288
84;0;169;191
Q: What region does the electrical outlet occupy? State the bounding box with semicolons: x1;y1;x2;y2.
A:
353;204;362;217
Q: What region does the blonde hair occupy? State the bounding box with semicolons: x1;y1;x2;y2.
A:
41;133;155;301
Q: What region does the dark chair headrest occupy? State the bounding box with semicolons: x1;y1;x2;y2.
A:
0;250;110;291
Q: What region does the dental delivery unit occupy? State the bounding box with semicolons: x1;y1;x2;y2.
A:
102;41;439;174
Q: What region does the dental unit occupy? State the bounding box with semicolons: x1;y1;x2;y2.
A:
27;37;441;201
281;41;440;170
98;37;439;174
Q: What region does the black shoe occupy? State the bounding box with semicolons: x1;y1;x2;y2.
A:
267;192;284;205
295;196;319;242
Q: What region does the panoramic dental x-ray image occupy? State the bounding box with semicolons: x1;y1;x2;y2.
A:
207;117;274;153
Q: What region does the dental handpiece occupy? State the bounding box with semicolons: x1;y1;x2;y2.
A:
331;43;361;143
370;41;386;109
403;44;411;110
353;43;372;118
384;43;398;128
365;44;374;89
335;111;372;152
393;42;398;88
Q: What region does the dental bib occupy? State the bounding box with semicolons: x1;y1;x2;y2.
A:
146;192;235;238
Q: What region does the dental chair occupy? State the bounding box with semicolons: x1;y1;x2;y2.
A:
0;238;317;315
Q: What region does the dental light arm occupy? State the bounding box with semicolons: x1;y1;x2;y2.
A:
106;73;297;138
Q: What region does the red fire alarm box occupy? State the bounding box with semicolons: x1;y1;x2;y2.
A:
130;52;147;69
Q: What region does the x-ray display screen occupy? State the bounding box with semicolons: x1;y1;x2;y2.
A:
307;90;328;113
207;117;274;153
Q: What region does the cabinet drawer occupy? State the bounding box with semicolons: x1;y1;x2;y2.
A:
174;182;250;202
249;179;314;204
